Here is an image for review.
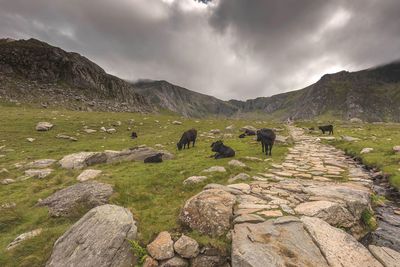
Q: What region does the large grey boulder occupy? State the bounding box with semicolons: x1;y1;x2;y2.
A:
232;216;329;267
180;189;236;237
38;181;113;217
59;152;107;169
36;122;53;131
46;204;137;267
301;216;382;267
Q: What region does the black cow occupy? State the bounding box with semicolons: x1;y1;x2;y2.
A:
245;129;256;136
318;125;333;135
211;141;235;159
177;129;197;150
256;128;276;156
131;132;138;139
238;133;246;138
144;153;163;163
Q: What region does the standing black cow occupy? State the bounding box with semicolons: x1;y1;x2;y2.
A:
177;129;197;150
144;153;163;163
210;141;235;159
256;128;276;156
318;125;334;135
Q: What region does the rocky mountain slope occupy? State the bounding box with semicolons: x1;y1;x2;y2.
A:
0;38;153;112
230;62;400;122
132;80;238;117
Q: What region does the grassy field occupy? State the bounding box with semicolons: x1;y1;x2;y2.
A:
296;120;400;190
0;103;290;267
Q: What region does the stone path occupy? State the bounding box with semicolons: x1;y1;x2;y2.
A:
182;126;400;267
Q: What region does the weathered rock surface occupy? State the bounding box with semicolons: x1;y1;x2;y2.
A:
191;255;228;267
361;147;374;154
143;257;158;267
1;178;16;185
301;216;382;267
38;181;113;217
174;235;199;259
228;173;250;183
46;204;137;267
6;229;42;250
160;256;189;267
180;189;236;236
202;166;226;173
25;168;53;178
77;169;102;182
232;217;329;267
368;245;400;267
240;126;257;132
228;160;246;168
146;231;175;260
56;134;78;141
183;176;208;185
36;121;53;131
59;151;107;169
26;159;56;168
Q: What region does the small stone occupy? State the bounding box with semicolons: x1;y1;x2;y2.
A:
202;166;226;173
172;121;182;125
7;229;42;250
174;235;199;258
183;176;208;185
147;231;175;260
36;122;53;131
26;159;56;168
361;148;374;154
106;128;116;134
77;169;102;182
83;129;97;134
24;168;53;178
228;160;246;168
1;178;16;185
27;138;35;142
393;146;400;153
56;134;78;141
209;129;221;134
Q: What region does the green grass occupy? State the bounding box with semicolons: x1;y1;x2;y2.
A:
0;104;290;266
295;120;400;190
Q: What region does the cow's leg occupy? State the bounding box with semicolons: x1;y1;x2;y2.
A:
269;143;273;156
261;141;265;153
265;144;269;156
192;139;196;147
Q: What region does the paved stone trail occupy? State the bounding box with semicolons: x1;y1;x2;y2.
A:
185;126;400;267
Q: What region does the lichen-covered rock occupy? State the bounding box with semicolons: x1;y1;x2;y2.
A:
59;152;107;169
180;189;236;236
146;231;175;261
38;181;113;217
46;204;137;267
174;235;199;258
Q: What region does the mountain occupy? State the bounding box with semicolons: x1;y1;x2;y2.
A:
0;38;153;112
229;62;400;122
132;80;238;117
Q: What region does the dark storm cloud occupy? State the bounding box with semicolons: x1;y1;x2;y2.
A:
0;0;399;100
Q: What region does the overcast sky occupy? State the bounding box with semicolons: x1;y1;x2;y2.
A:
1;0;400;100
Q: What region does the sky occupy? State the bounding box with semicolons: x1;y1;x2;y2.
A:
1;0;400;100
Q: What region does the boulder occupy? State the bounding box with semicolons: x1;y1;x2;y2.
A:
228;160;246;168
83;129;97;134
225;125;234;131
301;216;382;267
46;204;137;267
240;126;257;132
174;235;199;258
228;173;250;183
202;166;226;173
183;176;208;185
59;152;107;169
294;200;356;228
77;169;102;182
232;217;329;267
105;147;174;164
146;231;175;260
180;189;236;236
6;229;42;250
26;159;56;168
106;128;116;134
160;256;188;267
361;148;374;154
25;168;53;179
36;122;53;131
368;245;400;267
38;181;113;217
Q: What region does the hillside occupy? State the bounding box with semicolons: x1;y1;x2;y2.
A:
230;62;400;122
0;38;153;112
132;80;238;117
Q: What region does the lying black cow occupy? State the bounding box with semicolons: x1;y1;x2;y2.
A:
318;125;333;135
256;128;276;156
144;153;163;163
177;129;197;150
245;129;256;136
238;133;246;138
131;132;138;139
211;141;235;159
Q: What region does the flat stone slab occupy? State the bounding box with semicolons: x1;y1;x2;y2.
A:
77;169;102;182
46;204;137;267
26;159;56;168
38;181;113;217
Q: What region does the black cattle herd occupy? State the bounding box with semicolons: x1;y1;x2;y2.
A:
134;124;334;163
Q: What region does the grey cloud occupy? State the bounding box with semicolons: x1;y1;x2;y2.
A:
0;0;399;100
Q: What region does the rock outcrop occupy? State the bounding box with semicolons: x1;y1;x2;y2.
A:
46;204;137;267
38;181;113;217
